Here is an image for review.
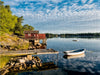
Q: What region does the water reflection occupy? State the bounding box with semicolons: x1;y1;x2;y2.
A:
63;54;85;59
38;62;58;71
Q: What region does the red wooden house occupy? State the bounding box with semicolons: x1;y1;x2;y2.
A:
24;30;46;49
24;30;46;40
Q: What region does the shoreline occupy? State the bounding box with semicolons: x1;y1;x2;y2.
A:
0;55;58;75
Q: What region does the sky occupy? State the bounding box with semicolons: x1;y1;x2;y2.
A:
2;0;100;33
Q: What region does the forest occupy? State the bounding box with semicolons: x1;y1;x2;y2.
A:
0;1;34;36
0;1;34;50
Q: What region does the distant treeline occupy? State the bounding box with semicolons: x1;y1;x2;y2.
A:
0;1;34;36
46;33;100;38
46;33;58;38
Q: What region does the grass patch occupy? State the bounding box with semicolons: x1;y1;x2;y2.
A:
0;56;11;68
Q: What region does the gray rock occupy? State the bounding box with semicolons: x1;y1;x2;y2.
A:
18;59;25;63
32;64;36;68
27;55;32;60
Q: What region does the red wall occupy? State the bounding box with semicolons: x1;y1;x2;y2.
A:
25;33;46;39
39;34;46;39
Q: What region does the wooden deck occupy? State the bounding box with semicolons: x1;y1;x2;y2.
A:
0;49;59;56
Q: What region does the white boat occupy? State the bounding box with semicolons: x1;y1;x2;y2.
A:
63;49;86;56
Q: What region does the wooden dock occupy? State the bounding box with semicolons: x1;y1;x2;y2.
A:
0;49;59;56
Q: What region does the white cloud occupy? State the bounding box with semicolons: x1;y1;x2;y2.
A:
11;1;100;33
50;0;62;3
4;1;19;6
19;7;100;33
3;0;100;33
81;0;87;3
21;0;63;3
88;0;93;4
69;4;96;11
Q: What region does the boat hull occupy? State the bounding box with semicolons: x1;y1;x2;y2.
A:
63;53;85;59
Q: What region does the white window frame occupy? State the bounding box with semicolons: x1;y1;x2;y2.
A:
28;33;31;36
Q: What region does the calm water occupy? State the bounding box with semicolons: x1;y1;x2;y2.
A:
19;38;100;75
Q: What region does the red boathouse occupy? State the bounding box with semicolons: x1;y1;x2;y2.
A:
24;30;47;49
24;30;46;40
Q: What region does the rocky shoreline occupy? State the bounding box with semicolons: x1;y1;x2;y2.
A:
0;55;42;75
0;33;29;51
0;55;58;75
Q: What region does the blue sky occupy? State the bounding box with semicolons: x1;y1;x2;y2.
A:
2;0;100;33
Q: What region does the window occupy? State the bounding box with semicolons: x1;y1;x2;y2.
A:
28;33;31;36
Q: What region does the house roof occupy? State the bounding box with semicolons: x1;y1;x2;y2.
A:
24;30;39;34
